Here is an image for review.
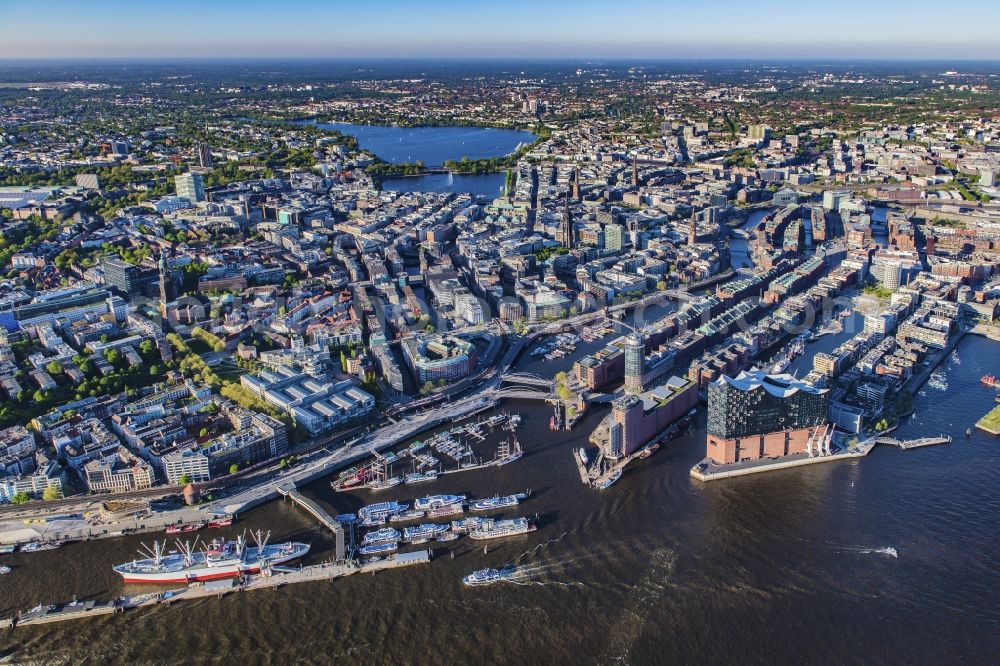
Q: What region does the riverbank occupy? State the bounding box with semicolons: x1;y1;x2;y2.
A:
976;405;1000;435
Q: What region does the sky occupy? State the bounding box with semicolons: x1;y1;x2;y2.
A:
1;0;999;60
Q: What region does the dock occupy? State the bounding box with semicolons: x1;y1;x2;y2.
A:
4;550;432;629
871;435;952;450
9;599;119;628
278;485;345;560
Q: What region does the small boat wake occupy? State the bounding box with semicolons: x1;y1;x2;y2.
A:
496;554;599;588
836;545;898;558
926;372;948;392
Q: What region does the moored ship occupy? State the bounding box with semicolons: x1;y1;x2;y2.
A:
469;492;528;512
597;468;622;489
413;494;465;511
358;501;408;523
468;517;535;540
402;523;450;543
404;470;439;484
112;531;309;584
361;528;400;545
982;374;1000;388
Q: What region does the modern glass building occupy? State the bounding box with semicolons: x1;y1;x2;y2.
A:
623;335;645;394
706;367;830;465
175;172;205;203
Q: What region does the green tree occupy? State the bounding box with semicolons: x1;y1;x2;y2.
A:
178;474;191;485
42;486;62;501
229;463;239;475
11;492;30;504
46;361;62;376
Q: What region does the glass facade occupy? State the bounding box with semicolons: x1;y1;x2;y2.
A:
708;371;829;439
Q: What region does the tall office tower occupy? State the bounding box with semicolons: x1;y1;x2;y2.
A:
631;157;638;187
623;334;645;394
561;195;574;249
175;172;205;203
706;368;831;465
604;223;624;251
197;143;214;168
102;256;142;296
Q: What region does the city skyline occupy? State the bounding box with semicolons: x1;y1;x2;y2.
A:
2;0;1000;60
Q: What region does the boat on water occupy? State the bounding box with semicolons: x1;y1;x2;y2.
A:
0;544;17;554
404;470;439;484
366;476;403;491
637;442;660;459
463;565;518;586
468;517;535;540
361;528;400;545
403;523;450;543
436;532;460;542
982;374;1000;388
358;501;408;522
427;504;464;519
208;517;233;529
579;448;589;466
389;509;426;523
451;517;489;533
413;494;465;511
495;436;523;466
358;541;398;556
165;523;203;535
469;495;520;512
0;565;11;574
335;514;358;524
597;469;623;490
112;531;309;584
22;541;62;552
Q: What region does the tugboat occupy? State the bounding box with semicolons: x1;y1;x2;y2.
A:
578;448;589;466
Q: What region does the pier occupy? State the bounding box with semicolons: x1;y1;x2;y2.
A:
278;485;346;560
871;435;952;450
2;550;431;629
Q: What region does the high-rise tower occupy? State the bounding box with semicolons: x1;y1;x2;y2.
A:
631;157;638;187
623;334;645;394
561;194;574;250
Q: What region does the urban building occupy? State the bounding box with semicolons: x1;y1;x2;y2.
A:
402;334;478;384
605;376;697;458
175;172;206;203
706;368;830;465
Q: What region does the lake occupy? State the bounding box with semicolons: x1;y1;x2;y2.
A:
296;120;535;195
304;122;536;165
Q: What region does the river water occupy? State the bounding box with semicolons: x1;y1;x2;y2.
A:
2;326;998;663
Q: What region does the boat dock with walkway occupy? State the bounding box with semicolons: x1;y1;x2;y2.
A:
3;550;431;629
277;485;345;560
